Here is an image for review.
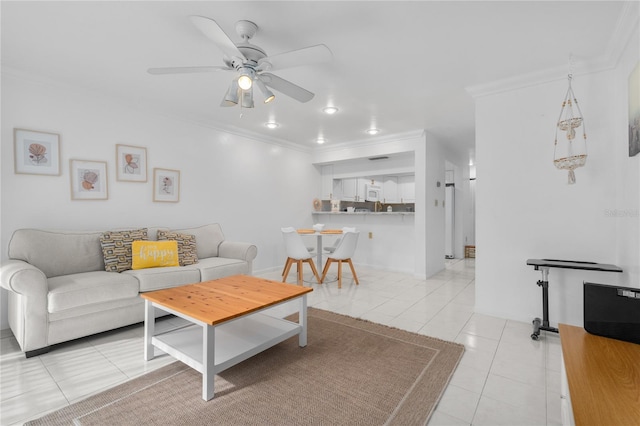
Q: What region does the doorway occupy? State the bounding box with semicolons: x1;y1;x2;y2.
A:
445;183;455;259
445;169;455;259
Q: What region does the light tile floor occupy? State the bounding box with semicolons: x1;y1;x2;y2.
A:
0;259;562;425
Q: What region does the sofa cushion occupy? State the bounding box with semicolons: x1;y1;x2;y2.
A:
47;271;139;313
170;224;224;259
124;266;200;292
132;240;179;270
157;230;198;266
8;229;105;278
193;257;249;282
100;228;148;272
146;227;169;241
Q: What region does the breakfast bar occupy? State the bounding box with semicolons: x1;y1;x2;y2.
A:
312;210;416;274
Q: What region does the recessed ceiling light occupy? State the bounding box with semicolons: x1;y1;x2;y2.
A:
316;138;326;144
265;122;279;129
366;128;380;135
323;107;338;115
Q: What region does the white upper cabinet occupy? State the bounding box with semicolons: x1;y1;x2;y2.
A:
357;178;370;201
332;179;343;200
341;178;358;201
330;175;410;203
383;176;398;203
398;175;415;203
320;165;333;199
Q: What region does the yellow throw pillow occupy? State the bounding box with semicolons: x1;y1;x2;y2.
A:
131;240;179;270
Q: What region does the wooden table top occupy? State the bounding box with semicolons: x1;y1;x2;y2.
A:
297;229;343;234
559;324;640;426
141;275;313;326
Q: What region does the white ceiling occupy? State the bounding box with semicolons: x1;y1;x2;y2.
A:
1;1;629;163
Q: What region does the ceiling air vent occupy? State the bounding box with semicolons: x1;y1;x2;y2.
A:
368;156;389;161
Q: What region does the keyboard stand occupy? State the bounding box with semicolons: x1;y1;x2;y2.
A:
526;259;623;341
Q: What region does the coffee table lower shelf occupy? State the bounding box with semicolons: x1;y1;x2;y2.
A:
153;314;300;373
146;310;305;400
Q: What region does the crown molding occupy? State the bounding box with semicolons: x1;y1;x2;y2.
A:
466;1;639;98
603;1;640;69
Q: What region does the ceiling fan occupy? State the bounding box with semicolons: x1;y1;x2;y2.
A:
148;16;332;108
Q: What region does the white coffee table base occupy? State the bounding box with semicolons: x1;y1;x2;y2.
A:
144;296;308;401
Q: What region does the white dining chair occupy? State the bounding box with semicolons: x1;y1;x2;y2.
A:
320;231;360;288
281;227;321;286
323;227;356;254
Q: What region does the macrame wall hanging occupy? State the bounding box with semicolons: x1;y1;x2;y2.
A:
553;64;587;184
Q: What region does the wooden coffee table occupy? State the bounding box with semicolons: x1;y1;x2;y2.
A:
141;275;313;401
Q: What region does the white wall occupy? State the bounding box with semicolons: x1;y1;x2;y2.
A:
0;71;319;329
475;24;639;327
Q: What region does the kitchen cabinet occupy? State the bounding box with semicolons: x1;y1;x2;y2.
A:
383;176;398;202
332;179;342;200
356;178;368;201
320;165;333;199
341;178;358;201
398;175;415;203
333;176;392;202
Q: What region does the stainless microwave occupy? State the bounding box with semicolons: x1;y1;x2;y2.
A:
365;184;382;202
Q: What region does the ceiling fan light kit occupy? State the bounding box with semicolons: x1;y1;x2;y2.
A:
237;68;254;90
255;79;275;103
222;79;240;106
148;16;332;112
240;88;254;109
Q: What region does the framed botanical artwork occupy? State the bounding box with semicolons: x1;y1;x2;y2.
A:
153;168;180;203
70;159;108;200
14;128;61;175
629;62;639;157
116;144;147;182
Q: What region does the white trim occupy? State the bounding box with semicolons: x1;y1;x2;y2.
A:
466;1;639;98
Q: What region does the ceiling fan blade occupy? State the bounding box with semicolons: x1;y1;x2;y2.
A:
258;44;332;71
190;16;246;61
259;73;314;103
147;66;232;75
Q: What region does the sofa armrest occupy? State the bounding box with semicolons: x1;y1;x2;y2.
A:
1;260;48;295
218;241;258;262
0;260;49;354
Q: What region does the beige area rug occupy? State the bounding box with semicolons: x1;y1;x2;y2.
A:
28;308;464;426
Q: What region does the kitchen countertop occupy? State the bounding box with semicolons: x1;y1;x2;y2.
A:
312;211;414;215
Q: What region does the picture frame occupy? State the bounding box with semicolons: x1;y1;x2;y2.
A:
153;168;180;203
14;128;61;175
116;144;147;182
629;62;639;157
70;159;108;200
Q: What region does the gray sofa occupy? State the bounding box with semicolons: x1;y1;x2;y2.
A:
0;223;257;357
